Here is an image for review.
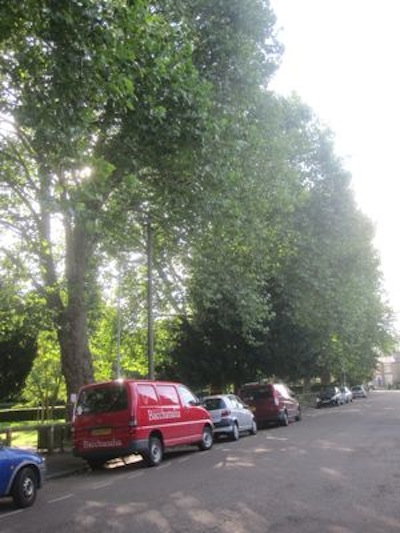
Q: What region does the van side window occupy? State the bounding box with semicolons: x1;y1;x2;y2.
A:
137;384;158;406
178;385;198;407
156;385;180;406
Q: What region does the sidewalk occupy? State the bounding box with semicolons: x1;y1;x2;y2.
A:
44;451;88;480
43;451;143;479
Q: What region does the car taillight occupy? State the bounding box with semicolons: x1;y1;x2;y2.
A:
221;409;231;417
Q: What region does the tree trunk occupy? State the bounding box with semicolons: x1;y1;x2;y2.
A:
59;220;95;407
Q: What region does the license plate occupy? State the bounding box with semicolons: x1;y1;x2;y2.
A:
91;428;111;436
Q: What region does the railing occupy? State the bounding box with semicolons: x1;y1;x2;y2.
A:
0;423;72;454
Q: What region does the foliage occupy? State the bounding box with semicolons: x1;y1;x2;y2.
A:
0;0;219;397
161;313;267;392
0;333;36;402
22;331;66;414
274;124;394;383
167;101;396;390
0;0;395;398
0;279;46;401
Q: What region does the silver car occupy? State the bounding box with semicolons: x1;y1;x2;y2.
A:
340;386;353;403
202;394;257;441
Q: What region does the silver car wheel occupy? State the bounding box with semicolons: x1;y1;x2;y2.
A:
231;422;240;441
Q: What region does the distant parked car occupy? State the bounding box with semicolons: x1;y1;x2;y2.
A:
340;386;353;404
239;382;301;427
0;444;46;508
351;385;367;398
202;394;257;440
316;385;342;408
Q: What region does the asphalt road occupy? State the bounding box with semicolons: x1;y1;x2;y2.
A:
2;390;400;533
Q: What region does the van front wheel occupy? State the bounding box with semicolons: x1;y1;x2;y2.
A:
198;426;213;451
144;436;163;467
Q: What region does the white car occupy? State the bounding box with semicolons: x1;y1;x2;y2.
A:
340;386;353;403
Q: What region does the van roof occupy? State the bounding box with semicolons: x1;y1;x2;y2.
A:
78;379;183;390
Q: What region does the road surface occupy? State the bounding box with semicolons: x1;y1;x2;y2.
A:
2;390;400;532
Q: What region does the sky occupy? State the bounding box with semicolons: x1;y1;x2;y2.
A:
269;0;400;328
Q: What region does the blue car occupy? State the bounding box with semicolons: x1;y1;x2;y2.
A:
0;444;46;508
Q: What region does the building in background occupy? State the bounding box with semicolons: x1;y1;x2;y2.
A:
374;353;400;388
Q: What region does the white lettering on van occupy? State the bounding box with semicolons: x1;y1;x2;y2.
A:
148;410;181;421
83;438;122;449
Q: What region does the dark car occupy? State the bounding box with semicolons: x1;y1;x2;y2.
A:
202;394;257;441
0;444;46;508
316;385;342;408
239;383;301;427
351;385;367;398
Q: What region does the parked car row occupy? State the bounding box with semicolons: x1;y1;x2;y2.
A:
200;382;302;441
316;384;367;408
0;379;302;509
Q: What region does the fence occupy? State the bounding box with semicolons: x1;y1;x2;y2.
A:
0;406;66;423
0;423;72;454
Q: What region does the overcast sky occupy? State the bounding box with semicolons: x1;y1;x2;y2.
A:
269;0;400;326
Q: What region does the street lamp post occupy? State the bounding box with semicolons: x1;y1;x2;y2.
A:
147;216;155;380
116;266;121;379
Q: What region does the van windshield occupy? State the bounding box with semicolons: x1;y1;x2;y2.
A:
76;384;128;415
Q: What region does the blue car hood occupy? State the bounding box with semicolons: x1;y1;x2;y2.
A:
2;446;44;465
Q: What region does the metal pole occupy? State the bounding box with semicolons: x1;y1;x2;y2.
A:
116;266;121;378
147;217;155;380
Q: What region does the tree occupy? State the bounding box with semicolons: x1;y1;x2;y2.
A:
22;331;65;419
0;0;215;401
168;98;395;390
0;280;43;401
265;118;395;384
0;333;36;402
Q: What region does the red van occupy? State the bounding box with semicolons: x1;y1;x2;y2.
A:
72;379;214;468
239;382;301;427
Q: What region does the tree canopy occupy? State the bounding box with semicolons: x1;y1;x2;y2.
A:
0;0;395;401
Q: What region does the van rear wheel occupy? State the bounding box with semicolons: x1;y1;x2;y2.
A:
87;459;104;470
144;436;163;467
